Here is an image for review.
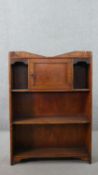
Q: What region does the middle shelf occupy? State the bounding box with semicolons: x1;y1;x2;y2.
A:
12;116;90;125
11;89;90;92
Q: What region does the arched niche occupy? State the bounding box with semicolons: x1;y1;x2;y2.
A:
11;61;28;89
73;59;89;89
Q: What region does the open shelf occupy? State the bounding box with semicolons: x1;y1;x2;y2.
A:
13;116;90;125
14;147;88;162
12;92;90;122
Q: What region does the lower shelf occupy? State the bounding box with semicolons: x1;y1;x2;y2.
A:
13;147;88;163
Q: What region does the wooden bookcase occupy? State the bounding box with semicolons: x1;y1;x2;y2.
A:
9;51;92;164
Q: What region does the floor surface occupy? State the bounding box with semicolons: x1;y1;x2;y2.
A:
0;131;98;175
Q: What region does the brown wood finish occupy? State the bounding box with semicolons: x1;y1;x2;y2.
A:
29;58;73;90
9;51;92;164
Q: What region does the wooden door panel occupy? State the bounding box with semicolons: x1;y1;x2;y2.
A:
29;59;73;90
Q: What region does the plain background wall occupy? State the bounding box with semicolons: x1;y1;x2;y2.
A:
0;0;98;130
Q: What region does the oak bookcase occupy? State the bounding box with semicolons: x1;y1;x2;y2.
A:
9;51;92;164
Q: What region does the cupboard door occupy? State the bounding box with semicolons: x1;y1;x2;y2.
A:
29;59;73;90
